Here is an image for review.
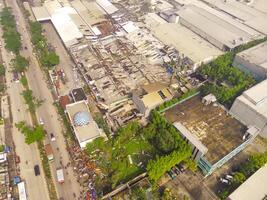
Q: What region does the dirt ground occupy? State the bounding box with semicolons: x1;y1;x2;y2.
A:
41;22;83;96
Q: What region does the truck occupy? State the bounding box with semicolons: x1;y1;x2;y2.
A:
45;144;54;161
56;168;64;184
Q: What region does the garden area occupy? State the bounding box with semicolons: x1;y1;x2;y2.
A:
199;52;255;106
85;121;155;193
86;111;193;196
198;38;267;107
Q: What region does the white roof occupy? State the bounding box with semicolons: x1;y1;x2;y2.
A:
18;182;27;200
145;13;167;28
243;79;267;105
31;6;50;21
177;5;254;49
236;41;267;70
91;26;102;36
122;21;139;33
229;164;267;200
96;0;118;14
150;23;222;64
234;80;267;124
66;101;102;148
32;1;83;47
51;8;83;46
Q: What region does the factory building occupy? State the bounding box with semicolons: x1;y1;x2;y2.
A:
230;80;267;139
132;83;173;117
165;95;258;176
233;41;267;81
176;5;260;51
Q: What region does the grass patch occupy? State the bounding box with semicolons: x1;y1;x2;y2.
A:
85;122;155;194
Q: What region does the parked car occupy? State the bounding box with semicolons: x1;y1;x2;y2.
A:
172;167;180;175
39;117;44;125
50;133;56;141
176;163;185;173
167;171;176;180
34;165;40;176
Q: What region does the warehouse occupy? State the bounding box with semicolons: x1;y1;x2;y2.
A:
96;0;118;15
66;101;105;148
233;41;267;81
176;5;258;51
228;164;267;200
71;0;106;26
32;0;83;47
230;80;267;139
149;23;223;69
203;0;267;35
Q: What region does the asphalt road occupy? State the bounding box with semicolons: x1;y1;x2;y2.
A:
4;0;82;199
0;15;50;200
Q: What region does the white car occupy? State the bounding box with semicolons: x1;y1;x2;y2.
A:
39;117;44;125
50;133;56;141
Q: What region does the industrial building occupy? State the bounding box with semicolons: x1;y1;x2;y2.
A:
228;164;267;200
165;95;258;176
149;22;223;69
176;5;260;51
203;0;267;35
233;41;267;81
32;0;83;47
66;100;105;148
132;83;173;117
31;0;115;47
230;80;267;139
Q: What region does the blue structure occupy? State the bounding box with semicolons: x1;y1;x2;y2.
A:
73;111;90;126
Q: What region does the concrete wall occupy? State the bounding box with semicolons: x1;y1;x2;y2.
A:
230;98;267;138
132;92;147;115
234;55;267;81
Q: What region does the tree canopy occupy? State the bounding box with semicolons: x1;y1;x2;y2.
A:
0;64;5;76
144;111;191;182
15;121;45;144
218;151;267;199
0;7;21;53
21;89;41;113
199;52;255;105
29;21;60;68
40;51;59;67
12;55;29;72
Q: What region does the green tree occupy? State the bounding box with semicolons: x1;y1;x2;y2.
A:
0;84;5;93
12;55;29;72
218;190;230;200
0;7;21;53
131;187;147;200
40;51;59;67
232;172;246;186
162;188;176;200
21;89;41;113
0;64;5;76
20;76;28;88
0;144;4;152
184;159;198;172
146;146;191;182
15;121;45;144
